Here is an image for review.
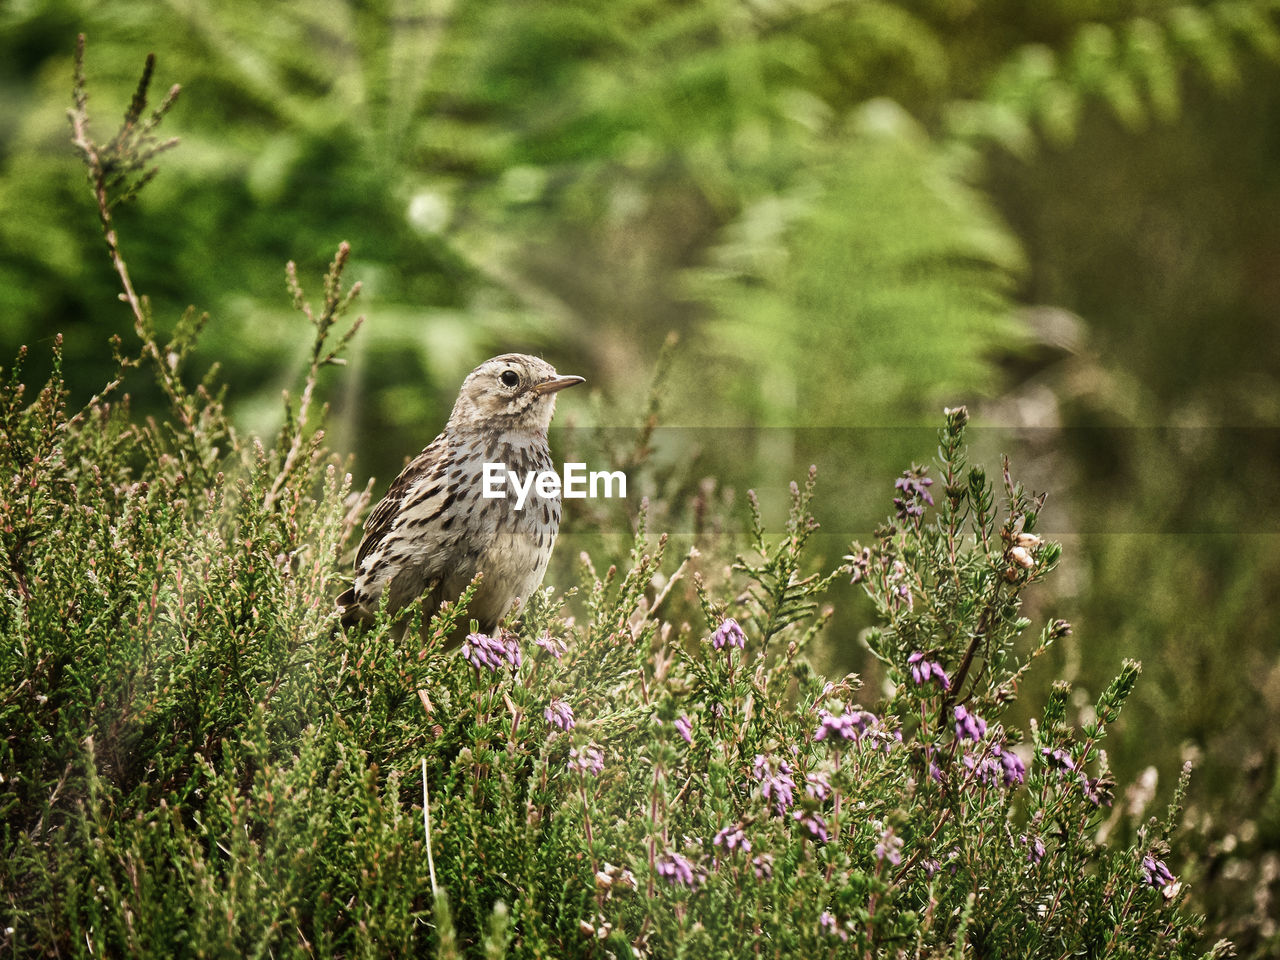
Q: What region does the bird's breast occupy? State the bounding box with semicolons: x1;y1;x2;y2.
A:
437;434;561;625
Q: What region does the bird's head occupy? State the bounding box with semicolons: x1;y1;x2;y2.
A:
447;354;584;434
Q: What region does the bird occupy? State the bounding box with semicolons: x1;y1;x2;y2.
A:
336;354;584;638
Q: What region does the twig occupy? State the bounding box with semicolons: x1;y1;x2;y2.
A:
263;246;364;511
66;34;225;476
422;757;439;896
645;545;698;620
68;37;182;400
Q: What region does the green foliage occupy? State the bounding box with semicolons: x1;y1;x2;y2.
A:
6;0;1278;452
954;3;1280;152
1;313;1227;955
689;101;1027;428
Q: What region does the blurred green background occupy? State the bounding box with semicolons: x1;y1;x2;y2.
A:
3;0;1280;951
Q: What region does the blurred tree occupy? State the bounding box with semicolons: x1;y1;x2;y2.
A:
4;1;1275;465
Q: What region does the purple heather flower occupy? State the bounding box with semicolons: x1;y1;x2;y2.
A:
533;634;566;660
710;617;747;651
1142;856;1176;889
893;466;935;520
1143;856;1182;900
462;631;521;673
875;830;903;867
751;755;796;815
713;824;751;854
1081;775;1111;807
814;708;877;742
855;710;881;737
921;857;941;878
963;750;1003;787
907;651;951;691
999;747;1027;787
792;808;830;842
805;771;832;801
1041;747;1111;806
959;742;1023;789
847;546;872;584
567;744;604;777
814;710;851;741
656;851;701;888
1021;834;1047;864
1041;746;1078;772
953;705;987;742
885;560;915;612
544;698;575;732
818;911;849;942
1143;856;1175;888
929;761;946;785
462;632;502;672
674;713;693;745
752;853;774;880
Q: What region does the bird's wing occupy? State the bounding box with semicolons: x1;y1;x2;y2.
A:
355;432;450;569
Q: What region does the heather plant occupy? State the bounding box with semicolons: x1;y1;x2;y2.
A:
0;43;1235;959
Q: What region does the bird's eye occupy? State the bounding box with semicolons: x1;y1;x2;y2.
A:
500;370;519;388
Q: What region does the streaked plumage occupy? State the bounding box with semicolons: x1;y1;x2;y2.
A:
337;354;583;635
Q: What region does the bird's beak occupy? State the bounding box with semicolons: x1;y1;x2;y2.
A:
532;375;585;397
